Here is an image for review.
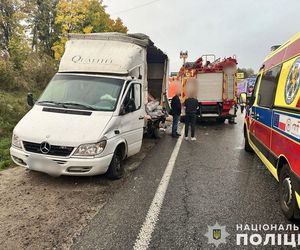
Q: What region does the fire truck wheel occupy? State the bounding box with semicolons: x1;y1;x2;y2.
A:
279;165;297;220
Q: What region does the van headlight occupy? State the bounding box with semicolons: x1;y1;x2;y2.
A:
12;134;22;149
74;140;107;156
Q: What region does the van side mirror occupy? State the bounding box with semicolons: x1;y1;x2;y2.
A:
27;93;35;107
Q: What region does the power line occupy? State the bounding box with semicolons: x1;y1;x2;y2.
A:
111;0;162;15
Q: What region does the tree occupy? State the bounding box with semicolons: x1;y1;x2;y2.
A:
52;0;127;60
112;17;128;33
0;0;29;69
237;68;255;79
0;0;26;49
30;0;60;56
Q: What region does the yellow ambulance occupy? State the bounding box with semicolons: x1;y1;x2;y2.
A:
243;32;300;220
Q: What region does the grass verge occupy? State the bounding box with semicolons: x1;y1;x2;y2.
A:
0;90;41;169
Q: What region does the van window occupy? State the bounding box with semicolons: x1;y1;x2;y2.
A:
123;83;142;112
257;64;282;108
38;75;124;111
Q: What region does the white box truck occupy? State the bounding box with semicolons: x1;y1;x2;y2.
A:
10;33;168;179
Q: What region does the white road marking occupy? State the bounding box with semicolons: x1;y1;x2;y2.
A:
133;127;184;250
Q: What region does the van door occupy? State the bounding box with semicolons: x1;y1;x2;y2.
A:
119;82;144;157
248;76;260;137
250;65;282;164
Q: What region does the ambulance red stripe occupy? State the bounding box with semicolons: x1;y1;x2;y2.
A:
264;38;300;71
271;129;300;176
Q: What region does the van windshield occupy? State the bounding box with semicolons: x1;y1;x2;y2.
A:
37;74;124;111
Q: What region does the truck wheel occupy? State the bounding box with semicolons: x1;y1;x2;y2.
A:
244;131;254;153
107;150;124;180
279;165;298;220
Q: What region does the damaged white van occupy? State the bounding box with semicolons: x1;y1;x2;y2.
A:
10;33;168;179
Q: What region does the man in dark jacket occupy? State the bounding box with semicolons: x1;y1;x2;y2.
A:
184;94;199;141
171;91;182;138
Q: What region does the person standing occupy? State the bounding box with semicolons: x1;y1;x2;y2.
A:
239;93;246;114
170;91;182;138
184;95;199;141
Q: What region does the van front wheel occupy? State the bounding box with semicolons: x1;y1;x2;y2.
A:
107;150;124;180
279;165;297;220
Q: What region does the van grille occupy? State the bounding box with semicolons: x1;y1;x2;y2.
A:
23;141;74;157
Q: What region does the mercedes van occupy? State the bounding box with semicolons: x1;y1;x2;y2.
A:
243;33;300;220
10;33;168;179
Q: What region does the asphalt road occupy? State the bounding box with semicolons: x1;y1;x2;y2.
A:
72;114;299;250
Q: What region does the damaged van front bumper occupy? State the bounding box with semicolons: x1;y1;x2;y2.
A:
10;146;113;176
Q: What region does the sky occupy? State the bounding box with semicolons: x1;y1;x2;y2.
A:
104;0;300;73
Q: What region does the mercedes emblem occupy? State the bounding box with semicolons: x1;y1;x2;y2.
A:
40;141;51;154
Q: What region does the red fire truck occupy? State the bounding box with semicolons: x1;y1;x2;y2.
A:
174;55;238;123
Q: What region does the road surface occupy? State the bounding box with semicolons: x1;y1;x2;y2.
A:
72;114;299;250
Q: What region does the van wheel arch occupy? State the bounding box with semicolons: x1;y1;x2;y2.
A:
116;142;127;160
277;156;289;178
278;161;298;220
106;143;127;180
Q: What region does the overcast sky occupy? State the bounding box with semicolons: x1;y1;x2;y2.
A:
104;0;300;73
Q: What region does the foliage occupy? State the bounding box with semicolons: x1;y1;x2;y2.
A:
52;0;128;59
112;17;128;33
0;58;15;91
0;0;27;49
29;0;60;56
237;68;255;79
8;33;31;70
0;91;31;169
22;53;58;89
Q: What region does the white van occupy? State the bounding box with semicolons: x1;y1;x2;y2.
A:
10;33;168;179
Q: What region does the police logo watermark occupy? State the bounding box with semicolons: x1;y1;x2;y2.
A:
285;57;300;105
205;222;229;248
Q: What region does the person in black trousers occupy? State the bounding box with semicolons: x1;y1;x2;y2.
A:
184;95;199;141
170;91;182;138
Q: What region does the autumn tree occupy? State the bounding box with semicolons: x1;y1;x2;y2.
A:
112;17;127;33
52;0;128;60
